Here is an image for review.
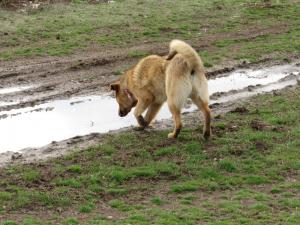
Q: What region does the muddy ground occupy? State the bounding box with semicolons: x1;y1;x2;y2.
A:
0;0;113;10
0;39;294;112
0;40;299;167
0;8;297;111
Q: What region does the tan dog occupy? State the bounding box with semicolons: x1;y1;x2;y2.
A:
110;40;211;139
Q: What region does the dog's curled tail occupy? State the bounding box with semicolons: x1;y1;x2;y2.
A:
166;40;204;73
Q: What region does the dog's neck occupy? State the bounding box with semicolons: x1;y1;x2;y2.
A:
121;70;135;92
119;70;137;102
124;88;133;100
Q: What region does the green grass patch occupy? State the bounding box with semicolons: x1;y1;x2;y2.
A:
78;202;95;213
151;196;166;206
0;0;299;64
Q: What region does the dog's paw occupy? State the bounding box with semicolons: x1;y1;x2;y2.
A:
133;126;146;131
168;132;176;139
168;128;181;139
203;130;211;140
137;115;148;127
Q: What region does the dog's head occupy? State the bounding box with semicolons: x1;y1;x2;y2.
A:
110;81;138;117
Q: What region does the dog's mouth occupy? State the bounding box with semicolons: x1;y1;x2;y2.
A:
118;100;137;117
119;112;128;117
119;108;130;117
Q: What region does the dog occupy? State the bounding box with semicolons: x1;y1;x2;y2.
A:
110;40;211;139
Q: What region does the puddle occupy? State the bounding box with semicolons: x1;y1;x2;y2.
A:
0;64;299;153
214;78;298;104
0;95;176;152
209;64;299;94
0;86;32;95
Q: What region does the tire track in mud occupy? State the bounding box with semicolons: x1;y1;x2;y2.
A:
0;51;277;112
0;54;134;111
0;24;292;112
0;57;282;112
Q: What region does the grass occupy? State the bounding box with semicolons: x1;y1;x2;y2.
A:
1;0;300;224
0;87;299;224
0;0;300;65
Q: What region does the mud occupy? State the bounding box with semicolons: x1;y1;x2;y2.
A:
0;0;114;11
0;63;298;152
0;60;299;167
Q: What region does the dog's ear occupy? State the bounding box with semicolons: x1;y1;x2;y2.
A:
110;82;120;91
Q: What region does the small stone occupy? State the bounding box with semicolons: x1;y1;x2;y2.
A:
11;152;22;160
214;114;222;119
57;207;62;213
210;102;220;109
272;90;280;96
247;85;255;91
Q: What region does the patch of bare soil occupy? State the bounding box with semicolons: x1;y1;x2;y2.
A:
0;0;68;10
0;0;115;11
0;200;123;223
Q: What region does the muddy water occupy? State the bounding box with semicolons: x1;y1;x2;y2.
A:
0;64;299;153
208;64;299;94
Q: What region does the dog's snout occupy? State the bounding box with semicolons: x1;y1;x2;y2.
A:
119;109;127;117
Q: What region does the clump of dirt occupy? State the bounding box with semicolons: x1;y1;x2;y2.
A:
250;119;270;131
230;106;249;114
227;124;239;132
89;0;115;4
206;67;234;77
228;148;244;156
69;58;111;70
272;126;287;132
250;119;288;133
244;1;276;9
254;141;268;151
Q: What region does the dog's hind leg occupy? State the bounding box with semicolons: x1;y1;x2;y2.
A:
144;102;163;125
167;83;191;139
191;95;211;140
167;103;182;138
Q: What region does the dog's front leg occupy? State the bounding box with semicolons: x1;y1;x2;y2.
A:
144;102;163;125
134;100;150;130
